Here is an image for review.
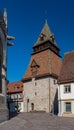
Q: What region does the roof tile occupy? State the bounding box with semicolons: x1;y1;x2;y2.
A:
58;51;74;84
7;81;23;93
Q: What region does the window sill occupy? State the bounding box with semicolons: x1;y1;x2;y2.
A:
63;112;72;114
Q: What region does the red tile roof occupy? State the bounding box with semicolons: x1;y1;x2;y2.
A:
58;51;74;84
7;81;23;93
22;50;62;81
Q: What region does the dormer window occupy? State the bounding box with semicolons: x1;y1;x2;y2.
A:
40;33;46;41
31;59;39;76
31;66;37;76
50;34;55;42
14;86;18;90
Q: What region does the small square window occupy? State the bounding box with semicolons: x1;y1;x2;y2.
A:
64;85;71;93
35;92;37;96
35;82;37;86
53;79;56;84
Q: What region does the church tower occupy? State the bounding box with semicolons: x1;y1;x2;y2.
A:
22;21;62;114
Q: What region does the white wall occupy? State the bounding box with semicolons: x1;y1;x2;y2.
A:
58;83;74;116
59;83;74;100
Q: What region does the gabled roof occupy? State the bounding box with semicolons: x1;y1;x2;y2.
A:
33;21;57;48
58;51;74;84
7;81;23;93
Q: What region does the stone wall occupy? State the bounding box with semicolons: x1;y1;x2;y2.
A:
0;13;8;122
23;76;58;114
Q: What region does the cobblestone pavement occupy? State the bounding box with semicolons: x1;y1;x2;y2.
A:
0;113;74;130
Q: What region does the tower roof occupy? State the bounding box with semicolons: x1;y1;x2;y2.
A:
33;21;57;48
22;21;62;81
22;50;62;81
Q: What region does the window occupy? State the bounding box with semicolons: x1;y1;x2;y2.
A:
35;92;37;96
53;79;56;84
35;82;37;86
18;94;22;99
14;86;18;90
14;94;18;99
65;102;71;112
11;94;14;99
64;85;71;93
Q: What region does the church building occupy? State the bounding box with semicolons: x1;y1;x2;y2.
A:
22;21;62;114
0;9;14;122
0;9;8;122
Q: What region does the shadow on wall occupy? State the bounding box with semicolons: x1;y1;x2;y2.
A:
9;111;19;119
51;89;58;115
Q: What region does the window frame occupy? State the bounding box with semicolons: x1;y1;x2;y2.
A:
64;84;71;93
65;102;71;112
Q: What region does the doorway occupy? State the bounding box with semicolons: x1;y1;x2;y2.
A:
31;103;34;111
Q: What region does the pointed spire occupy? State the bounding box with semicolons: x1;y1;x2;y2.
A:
33;21;56;47
41;20;52;38
3;8;15;46
4;8;7;29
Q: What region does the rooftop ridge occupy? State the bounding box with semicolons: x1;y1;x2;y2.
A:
64;50;74;55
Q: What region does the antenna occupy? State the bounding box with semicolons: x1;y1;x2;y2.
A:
44;10;48;23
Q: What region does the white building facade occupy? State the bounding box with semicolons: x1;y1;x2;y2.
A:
7;82;24;112
58;51;74;117
58;83;74;116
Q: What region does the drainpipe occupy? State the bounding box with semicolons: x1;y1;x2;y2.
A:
58;84;61;116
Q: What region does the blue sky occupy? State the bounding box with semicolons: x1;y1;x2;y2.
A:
1;0;74;82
